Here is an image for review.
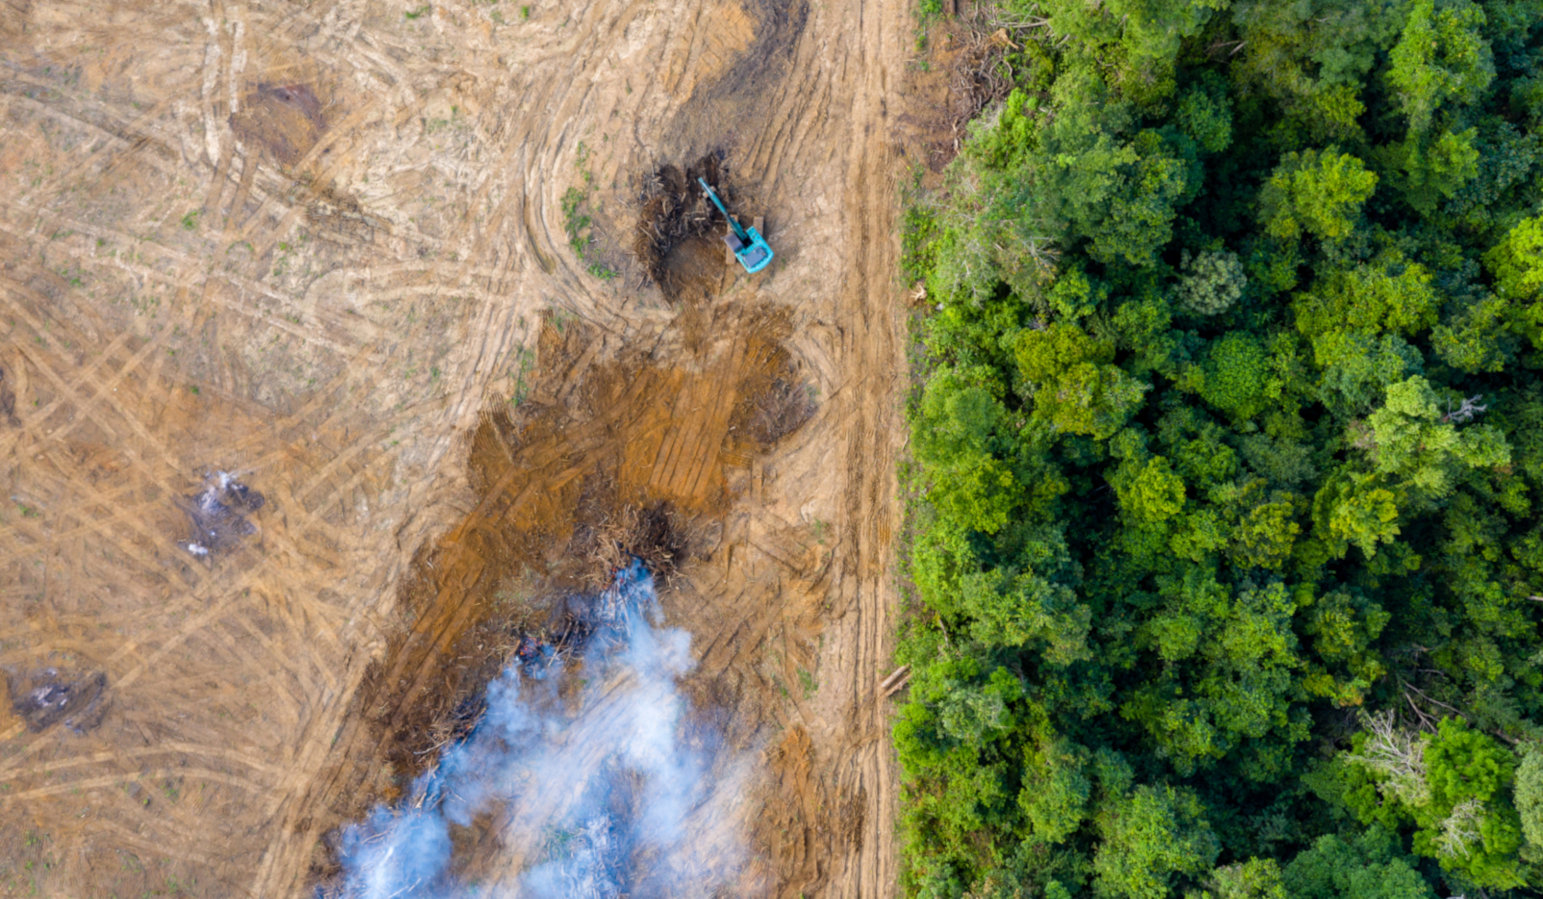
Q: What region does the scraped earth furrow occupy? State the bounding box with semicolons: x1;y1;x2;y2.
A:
0;0;917;894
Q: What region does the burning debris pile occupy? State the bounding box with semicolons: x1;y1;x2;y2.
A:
7;666;109;734
181;471;265;557
326;561;749;898
578;501;692;594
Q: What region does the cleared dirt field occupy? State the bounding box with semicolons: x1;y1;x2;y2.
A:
0;0;929;894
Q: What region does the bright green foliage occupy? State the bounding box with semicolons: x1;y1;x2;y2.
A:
1485;215;1543;300
1364;376;1511;499
1259;149;1378;242
1094;130;1195;266
1233;497;1301;569
1127;580;1304;774
1194;858;1288;899
1015;324;1149;438
1381;127;1482;213
1515;744;1543;860
1113;455;1187;524
1196;333;1272;419
1226;0;1403;134
1341;718;1526;887
1094;784;1220;898
1019;738;1091;843
1176;83;1234;154
912;368;1027;536
1032;0;1227;102
1299;590;1390;705
1386;0;1495;135
1315;334;1423;415
900;0;1543;895
1433;293;1512;373
959;550;1091;662
1412;719;1524;886
1314;472;1403;557
1294;255;1441;352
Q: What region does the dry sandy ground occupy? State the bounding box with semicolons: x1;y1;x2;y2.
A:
0;0;931;894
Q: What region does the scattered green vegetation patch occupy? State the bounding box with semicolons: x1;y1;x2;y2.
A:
562;142;619;281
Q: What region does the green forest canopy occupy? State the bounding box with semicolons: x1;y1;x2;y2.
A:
897;0;1543;895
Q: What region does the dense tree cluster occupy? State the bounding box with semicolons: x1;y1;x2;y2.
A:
897;1;1543;895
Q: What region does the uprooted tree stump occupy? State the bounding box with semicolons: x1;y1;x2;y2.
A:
633;153;739;296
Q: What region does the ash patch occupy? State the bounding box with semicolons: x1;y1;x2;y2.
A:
8;667;109;734
182;471;265;557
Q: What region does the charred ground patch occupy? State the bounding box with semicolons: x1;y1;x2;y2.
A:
179;471;265;558
6;666;109;734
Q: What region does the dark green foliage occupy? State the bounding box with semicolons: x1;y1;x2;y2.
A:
899;0;1543;895
1283;828;1436;899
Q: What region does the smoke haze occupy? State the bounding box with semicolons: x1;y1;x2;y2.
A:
335;561;751;898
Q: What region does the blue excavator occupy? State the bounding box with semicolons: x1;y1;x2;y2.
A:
697;177;774;274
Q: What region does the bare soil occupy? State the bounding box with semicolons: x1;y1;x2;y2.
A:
0;0;943;893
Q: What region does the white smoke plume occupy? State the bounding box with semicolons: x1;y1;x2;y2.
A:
334;561;752;898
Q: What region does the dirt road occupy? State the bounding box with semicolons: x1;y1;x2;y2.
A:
0;0;916;894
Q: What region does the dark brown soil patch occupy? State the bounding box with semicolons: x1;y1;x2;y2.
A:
0;365;17;426
230;83;326;166
634;153;728;293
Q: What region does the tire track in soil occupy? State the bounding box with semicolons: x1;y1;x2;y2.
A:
650;0;913;892
0;0;918;894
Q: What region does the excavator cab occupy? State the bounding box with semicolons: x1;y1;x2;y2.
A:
697;177;774;274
